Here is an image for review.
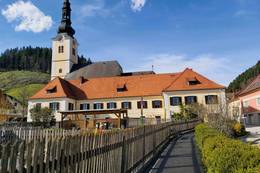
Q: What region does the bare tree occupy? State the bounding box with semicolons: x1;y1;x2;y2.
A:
18;87;30;117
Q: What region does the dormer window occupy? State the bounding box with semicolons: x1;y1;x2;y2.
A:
46;86;57;94
187;77;201;85
117;84;127;92
58;46;64;53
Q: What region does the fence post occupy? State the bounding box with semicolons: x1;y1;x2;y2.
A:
121;135;126;173
142;126;146;166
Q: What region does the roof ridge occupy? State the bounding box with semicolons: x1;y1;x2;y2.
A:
163;68;189;91
238;74;260;96
67;72;181;82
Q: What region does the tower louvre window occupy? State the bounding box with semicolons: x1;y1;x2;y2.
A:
72;48;76;56
58;46;64;53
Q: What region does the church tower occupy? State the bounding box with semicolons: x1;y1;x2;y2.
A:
51;0;78;80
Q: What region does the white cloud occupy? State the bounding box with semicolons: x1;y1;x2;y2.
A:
80;0;107;17
2;1;53;33
131;0;147;12
130;53;236;86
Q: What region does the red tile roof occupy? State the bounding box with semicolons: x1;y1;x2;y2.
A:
238;74;260;96
164;68;225;92
30;68;225;100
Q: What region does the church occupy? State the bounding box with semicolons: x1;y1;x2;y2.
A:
27;0;226;128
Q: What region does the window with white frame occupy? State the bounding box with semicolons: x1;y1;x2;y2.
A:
80;103;90;110
93;103;104;110
107;102;117;109
243;101;249;108
256;98;260;106
121;102;132;109
49;102;60;111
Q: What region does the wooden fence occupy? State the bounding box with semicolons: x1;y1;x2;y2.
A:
0;119;201;173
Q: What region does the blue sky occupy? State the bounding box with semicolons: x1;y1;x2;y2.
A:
0;0;260;86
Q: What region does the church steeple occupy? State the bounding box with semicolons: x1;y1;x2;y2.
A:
58;0;75;37
51;0;78;80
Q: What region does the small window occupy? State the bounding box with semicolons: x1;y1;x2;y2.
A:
121;102;132;109
170;97;182;106
256;98;260;106
117;84;127;92
243;101;249;108
93;103;104;110
205;95;218;104
185;96;197;105
107;102;117;109
137;101;148;109
58;46;64;53
59;68;62;73
152;100;162;108
49;102;60;111
68;103;74;110
46;86;57;94
72;48;76;56
187;77;201;85
35;103;41;110
80;103;90;110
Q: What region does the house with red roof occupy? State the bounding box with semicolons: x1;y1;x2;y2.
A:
27;0;226;128
229;75;260;126
28;68;226;126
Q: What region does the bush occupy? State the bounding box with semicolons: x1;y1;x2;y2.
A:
195;124;260;173
232;122;248;137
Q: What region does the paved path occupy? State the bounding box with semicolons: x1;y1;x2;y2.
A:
240;125;260;146
148;133;203;173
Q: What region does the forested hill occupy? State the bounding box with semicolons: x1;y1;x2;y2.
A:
228;60;260;92
0;46;92;73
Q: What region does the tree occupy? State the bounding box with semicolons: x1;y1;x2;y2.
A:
18;87;30;117
0;47;92;74
172;103;202;121
30;106;55;123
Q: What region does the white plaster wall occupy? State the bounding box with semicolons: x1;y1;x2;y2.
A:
51;36;78;80
27;98;76;122
76;96;166;119
163;89;226;120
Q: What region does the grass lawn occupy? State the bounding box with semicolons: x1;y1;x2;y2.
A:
6;83;45;101
0;71;50;91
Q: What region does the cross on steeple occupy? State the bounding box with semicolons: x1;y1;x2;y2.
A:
58;0;75;37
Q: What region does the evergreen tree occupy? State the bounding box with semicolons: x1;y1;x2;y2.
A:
228;60;260;92
0;46;92;74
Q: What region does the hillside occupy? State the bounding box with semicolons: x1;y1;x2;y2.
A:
0;71;50;101
0;46;93;101
228;60;260;92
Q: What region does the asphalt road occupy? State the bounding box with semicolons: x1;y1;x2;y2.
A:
147;133;204;173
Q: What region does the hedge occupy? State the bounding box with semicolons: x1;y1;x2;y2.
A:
195;124;260;173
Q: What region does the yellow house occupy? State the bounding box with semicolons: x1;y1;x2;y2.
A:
28;68;225;124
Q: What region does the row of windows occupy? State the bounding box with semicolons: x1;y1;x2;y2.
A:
35;101;162;112
58;45;76;56
37;95;218;111
79;100;163;110
170;95;219;106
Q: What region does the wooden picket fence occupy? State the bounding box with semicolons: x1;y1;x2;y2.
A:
0;119;201;173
